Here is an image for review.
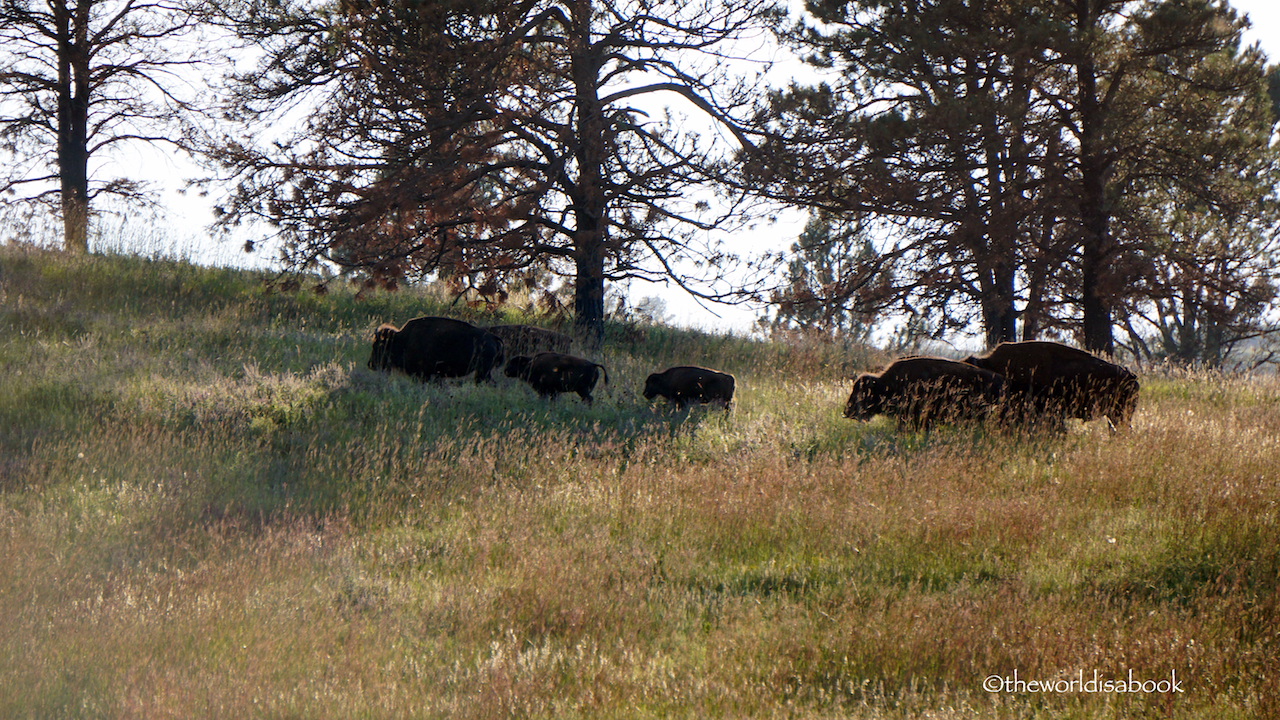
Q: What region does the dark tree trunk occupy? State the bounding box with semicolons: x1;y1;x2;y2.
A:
1022;281;1044;340
1074;8;1114;354
973;59;1021;348
1078;150;1115;353
573;242;606;345
988;262;1019;346
1023;132;1063;342
55;0;91;254
569;0;608;345
977;250;1019;347
1080;237;1114;353
1022;238;1050;342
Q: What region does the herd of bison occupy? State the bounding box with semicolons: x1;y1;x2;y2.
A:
367;315;1141;431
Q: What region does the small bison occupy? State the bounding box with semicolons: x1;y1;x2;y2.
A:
505;352;609;403
844;356;1009;429
644;366;736;409
485;324;573;358
367;316;505;383
962;340;1139;427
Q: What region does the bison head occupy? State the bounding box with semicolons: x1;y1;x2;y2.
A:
504;355;533;380
482;334;506;375
844;374;886;420
642;373;664;400
367;325;398;371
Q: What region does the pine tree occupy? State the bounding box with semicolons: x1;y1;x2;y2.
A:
752;0;1279;353
204;0;782;342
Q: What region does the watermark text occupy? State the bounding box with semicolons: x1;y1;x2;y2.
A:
984;669;1184;694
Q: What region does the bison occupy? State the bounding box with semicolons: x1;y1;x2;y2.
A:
844;356;1010;429
643;366;736;410
505;352;609;403
367;316;505;383
962;340;1139;427
485;324;573;358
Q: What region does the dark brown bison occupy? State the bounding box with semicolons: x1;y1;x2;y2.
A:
367;316;505;383
485;324;573;358
643;366;736;409
505;352;609;403
962;341;1139;427
844;356;1009;429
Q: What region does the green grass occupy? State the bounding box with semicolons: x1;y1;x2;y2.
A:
2;243;1280;718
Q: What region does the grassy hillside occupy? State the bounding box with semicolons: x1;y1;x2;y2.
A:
2;244;1278;718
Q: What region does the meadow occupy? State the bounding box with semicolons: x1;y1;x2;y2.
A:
2;243;1278;718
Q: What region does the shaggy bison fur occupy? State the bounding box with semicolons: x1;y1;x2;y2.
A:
844;356;1009;429
367;316;505;383
643;366;736;409
962;341;1139;427
485;324;573;358
505;352;609;403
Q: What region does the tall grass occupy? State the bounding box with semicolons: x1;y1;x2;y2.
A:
2;243;1279;718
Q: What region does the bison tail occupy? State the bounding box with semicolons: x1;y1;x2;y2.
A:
596;364;609;386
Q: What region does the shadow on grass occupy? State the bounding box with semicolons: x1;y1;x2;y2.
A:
792;413;1075;464
327;368;723;449
1088;527;1280;608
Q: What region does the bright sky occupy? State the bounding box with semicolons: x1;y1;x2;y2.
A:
1235;0;1280;54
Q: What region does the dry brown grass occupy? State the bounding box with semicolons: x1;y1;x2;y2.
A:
3;247;1279;718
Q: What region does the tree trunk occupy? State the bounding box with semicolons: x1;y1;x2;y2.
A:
1080;239;1114;353
573;241;606;346
973;59;1020;348
977;253;1019;347
55;0;91;254
1023;132;1063;342
991;263;1018;345
1079;143;1115;353
1074;9;1114;355
1022;210;1057;342
569;0;608;346
60;185;89;254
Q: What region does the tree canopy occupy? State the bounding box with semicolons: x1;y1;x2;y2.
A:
203;0;784;340
749;0;1280;354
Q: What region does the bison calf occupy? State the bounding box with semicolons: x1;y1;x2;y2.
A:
643;366;735;410
844;356;1008;429
367;316;505;383
505;352;609;403
963;340;1139;427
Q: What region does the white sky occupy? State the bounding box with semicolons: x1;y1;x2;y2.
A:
128;1;1280;336
1236;0;1280;52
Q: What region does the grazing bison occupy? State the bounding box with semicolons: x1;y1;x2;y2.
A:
844;356;1009;429
962;340;1139;427
644;366;736;409
485;324;573;358
505;352;609;403
367;316;505;383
